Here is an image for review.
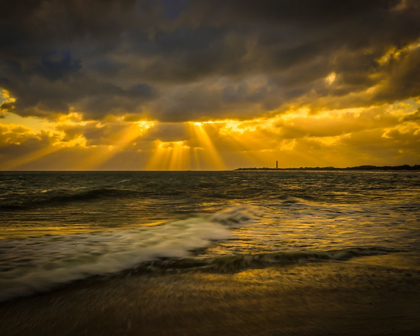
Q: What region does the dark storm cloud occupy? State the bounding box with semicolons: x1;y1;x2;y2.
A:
373;48;420;103
35;51;82;81
0;0;419;121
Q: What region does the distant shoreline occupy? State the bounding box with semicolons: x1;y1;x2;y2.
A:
1;165;419;172
236;164;420;171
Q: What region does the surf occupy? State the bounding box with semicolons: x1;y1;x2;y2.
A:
0;207;254;302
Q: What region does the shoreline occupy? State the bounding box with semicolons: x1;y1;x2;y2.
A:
236;164;420;171
1;164;420;173
1;258;419;336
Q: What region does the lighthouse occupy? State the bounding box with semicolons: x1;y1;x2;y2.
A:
276;161;278;169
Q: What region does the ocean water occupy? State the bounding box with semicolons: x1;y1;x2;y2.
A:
0;171;419;302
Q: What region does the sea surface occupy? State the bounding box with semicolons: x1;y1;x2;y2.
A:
1;171;420;303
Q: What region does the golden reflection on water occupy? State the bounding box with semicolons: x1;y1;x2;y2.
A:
347;253;420;270
0;221;165;239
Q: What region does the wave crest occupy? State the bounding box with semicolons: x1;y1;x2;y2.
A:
0;207;253;302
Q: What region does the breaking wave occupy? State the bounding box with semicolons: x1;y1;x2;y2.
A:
0;207;253;302
0;205;400;302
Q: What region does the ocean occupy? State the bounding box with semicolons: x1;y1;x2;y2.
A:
1;171;420;335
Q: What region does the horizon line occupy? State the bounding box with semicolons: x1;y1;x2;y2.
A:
1;164;419;173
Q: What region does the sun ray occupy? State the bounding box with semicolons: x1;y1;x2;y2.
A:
2;145;61;170
190;123;225;170
191;147;202;170
168;141;190;170
147;140;191;170
78;122;153;170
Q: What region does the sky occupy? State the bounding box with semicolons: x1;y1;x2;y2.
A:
0;0;419;170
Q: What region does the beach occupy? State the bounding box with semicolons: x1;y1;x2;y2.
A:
1;257;420;336
0;171;419;335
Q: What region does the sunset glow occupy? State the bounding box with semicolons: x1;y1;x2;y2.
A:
0;1;419;170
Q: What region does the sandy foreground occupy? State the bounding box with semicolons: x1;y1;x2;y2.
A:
1;256;420;336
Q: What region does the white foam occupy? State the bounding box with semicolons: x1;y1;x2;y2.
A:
0;207;253;302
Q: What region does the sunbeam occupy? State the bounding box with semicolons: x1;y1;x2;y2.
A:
78;122;153;170
2;145;62;170
189;123;225;170
147;140;191;170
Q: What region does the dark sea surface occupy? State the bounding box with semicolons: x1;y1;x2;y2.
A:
1;171;419;304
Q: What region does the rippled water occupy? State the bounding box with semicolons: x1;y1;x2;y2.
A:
0;171;419;301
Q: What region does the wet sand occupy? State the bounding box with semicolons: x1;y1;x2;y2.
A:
1;258;420;336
